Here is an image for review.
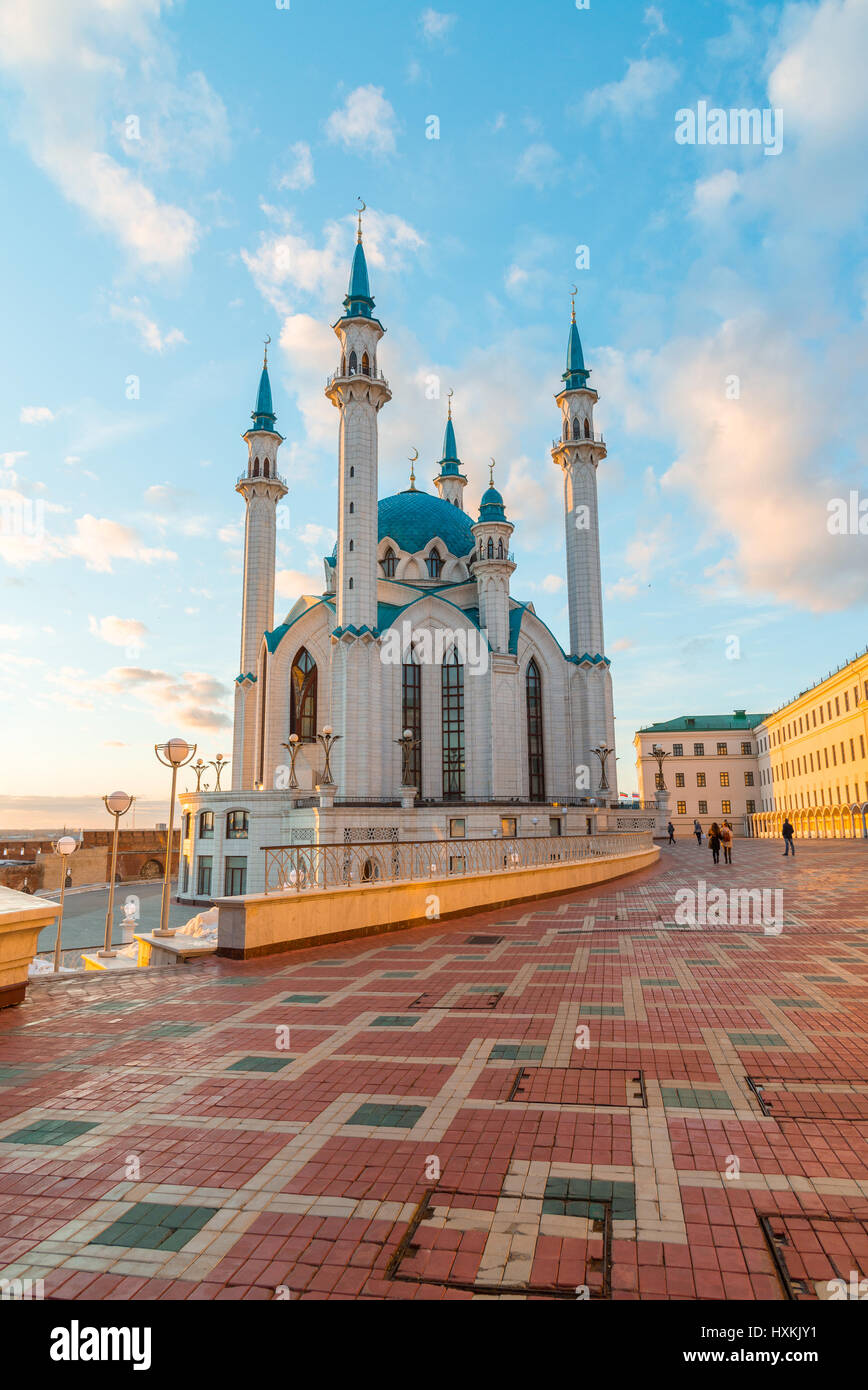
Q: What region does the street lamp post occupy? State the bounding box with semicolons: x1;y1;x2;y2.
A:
650;744;671;791
316;726;341;786
51;835;77;972
98;791;134;958
154;738;197;937
591;743;614;794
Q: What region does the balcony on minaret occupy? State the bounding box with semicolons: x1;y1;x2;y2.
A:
236;467;287;490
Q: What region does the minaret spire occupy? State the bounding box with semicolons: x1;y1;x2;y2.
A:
433;389;467;508
232;344;287;790
324;212;392;798
551;290;616;796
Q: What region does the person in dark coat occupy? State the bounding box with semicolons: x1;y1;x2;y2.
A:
709;822;721;865
693;819;703;845
667;821;675;844
782;818;795;856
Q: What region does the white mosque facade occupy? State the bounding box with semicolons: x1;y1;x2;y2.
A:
178;224;640;902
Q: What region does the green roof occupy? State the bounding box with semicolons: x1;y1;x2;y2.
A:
638;712;770;734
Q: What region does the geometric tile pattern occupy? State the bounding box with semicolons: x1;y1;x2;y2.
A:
0;841;866;1300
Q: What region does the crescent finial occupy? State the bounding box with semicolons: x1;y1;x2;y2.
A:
356;197;366;242
408;447;418;491
263;334;271;367
489;457;496;486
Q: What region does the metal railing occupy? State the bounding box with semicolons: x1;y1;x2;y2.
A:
263;830;653;894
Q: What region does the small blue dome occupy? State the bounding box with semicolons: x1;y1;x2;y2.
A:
478;486;506;522
330;490;475;563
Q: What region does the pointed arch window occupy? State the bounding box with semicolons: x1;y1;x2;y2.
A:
442;649;465;798
290;648;317;742
572;417;580;440
382;547;397;577
253;457;260;477
349;501;354;514
526;658;545;801
497;538;504;558
487;537;494;558
348;350;357;375
402;649;422;789
426;548;442;579
263;460;270;477
349;539;354;552
361;351;370;376
584;418;591;439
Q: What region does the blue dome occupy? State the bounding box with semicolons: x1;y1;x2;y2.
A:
478;486;506;522
330;490;475;562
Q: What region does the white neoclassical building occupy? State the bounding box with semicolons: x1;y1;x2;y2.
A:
178;218;637;901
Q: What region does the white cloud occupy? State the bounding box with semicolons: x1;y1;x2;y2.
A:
110;299;186;352
19;406;54;424
541;575;564;593
88;614;148;650
66;515;176;573
420;9;456;42
279;141;314;191
275;567;325;606
0;0;205;272
584;57;678;122
692;169;740;220
514;142;562;190
105;666;232;732
643;6;667;39
325;85;399;156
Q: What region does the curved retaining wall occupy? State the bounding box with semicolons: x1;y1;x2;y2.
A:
215;843;659;959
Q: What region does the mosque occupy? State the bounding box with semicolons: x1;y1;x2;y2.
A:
178;214;633;901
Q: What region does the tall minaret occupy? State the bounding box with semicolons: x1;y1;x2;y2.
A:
551;294;607;658
550;295;617;797
231;343;287;791
325;207;391;632
432;393;467;508
324;208;391;796
471;461;515;655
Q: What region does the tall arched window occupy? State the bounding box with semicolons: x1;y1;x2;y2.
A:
402;650;422;789
426;548;442;579
382;547;397;577
572;417;580;440
361;351;370;376
584;418;591;439
348;350;357;374
263;460;270;477
348;539;354;551
290;648;317;741
487;537;494;558
253;457;260;476
349;501;354;514
526;658;545;801
497;538;504;558
442;649;465;797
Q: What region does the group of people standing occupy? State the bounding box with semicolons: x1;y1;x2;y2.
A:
665;817;797;859
666;818;734;863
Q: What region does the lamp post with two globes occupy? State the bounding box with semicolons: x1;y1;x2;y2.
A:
154;738;197;938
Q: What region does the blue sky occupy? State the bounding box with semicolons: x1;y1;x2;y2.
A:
1;0;867;825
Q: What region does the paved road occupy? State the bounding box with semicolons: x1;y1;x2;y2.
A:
36;882;199;957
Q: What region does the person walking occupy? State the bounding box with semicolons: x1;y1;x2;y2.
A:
709;821;721;865
693;819;703;846
782;817;795;856
720;820;733;865
667;821;675;844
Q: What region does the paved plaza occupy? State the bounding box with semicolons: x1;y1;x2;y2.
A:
1;840;866;1301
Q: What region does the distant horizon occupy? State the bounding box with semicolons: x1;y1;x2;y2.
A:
0;797;176;832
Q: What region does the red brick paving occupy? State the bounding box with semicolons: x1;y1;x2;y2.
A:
0;839;866;1300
